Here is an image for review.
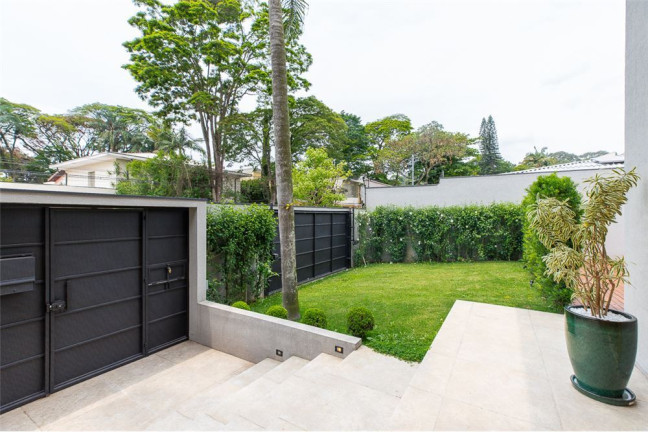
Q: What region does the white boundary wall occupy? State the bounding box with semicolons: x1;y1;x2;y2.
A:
365;168;625;258
625;0;648;373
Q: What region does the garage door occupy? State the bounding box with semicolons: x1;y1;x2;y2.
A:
0;206;189;413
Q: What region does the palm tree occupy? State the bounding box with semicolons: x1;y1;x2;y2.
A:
268;0;307;320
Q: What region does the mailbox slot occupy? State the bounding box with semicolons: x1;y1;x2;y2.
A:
0;255;36;296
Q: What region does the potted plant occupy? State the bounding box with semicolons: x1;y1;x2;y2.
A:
528;168;640;406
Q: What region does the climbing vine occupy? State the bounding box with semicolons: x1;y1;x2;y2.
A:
356;204;524;264
206;205;277;304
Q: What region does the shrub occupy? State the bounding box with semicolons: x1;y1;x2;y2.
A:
206;205;277;304
240;178;268;203
356;203;524;264
347;307;375;339
522;174;581;306
267;305;288;319
302;308;327;329
231;301;251;311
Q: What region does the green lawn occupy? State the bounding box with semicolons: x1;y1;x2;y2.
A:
251;262;560;362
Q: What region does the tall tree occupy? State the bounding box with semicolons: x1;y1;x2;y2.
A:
289;96;347;157
514;146;559;171
365;114;412;179
124;0;267;202
337;111;371;177
478;115;504;174
269;0;306;320
0;98;39;177
293;147;349;207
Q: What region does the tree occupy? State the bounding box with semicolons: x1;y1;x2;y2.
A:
269;0;306;320
124;0;267;202
289;96;347;157
148;124;204;157
0;98;39;177
293;147;350;206
115;151;211;199
71;103;156;153
335;111;371;177
378;122;474;184
514;146;559;171
365;114;412;177
478;115;505;174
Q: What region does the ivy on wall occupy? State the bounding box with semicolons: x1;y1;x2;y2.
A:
206;204;277;304
356;204;524;264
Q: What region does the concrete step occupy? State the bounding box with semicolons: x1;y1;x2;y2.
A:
208;356;310;425
237;349;405;430
328;346;418;397
176;357;281;419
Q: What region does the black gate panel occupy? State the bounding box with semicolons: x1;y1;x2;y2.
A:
145;209;188;353
0;206;47;412
49;209;143;390
267;209;352;295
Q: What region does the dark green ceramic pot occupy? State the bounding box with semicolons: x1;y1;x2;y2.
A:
564;305;638;405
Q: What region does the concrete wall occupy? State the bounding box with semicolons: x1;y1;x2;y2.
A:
365;168;625;258
193;302;361;363
625;0;648;374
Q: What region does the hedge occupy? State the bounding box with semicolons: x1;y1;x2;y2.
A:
355;204;524;264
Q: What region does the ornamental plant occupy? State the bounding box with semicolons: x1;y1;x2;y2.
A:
302;308;327;329
347;307;375;339
527;168;639;318
522;174;582;306
267;305;288;319
231;301;251;311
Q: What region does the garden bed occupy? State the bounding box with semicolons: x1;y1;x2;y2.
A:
251;261;560;362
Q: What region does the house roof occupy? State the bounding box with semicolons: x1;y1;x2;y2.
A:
50;152;251;178
50;152;155;170
504;154;624;175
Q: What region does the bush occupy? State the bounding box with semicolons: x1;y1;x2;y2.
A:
206;205;277;304
267;305;288;319
231;301;251;311
302;308;327;329
356;203;524;264
240;178;269;203
522;174;581;307
347;307;375;339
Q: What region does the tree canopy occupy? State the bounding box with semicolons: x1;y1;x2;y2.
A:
293;147;350;207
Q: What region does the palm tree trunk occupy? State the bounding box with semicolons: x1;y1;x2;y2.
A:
269;0;299;320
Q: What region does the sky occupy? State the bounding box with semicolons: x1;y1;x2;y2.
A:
0;0;625;164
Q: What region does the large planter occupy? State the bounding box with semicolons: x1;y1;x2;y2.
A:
564;305;638;406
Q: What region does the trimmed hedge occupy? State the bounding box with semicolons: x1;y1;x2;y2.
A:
231;301;251;310
267;305;288;319
347;307;375;339
302;308;327;329
356;204;524;264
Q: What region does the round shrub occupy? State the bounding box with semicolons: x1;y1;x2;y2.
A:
267;305;288;319
302;308;327;329
347;307;375;338
231;301;251;311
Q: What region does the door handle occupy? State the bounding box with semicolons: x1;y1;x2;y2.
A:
47;300;66;313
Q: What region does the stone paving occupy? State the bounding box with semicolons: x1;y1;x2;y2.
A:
1;300;647;431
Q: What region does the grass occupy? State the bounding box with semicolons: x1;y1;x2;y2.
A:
251;261;560;362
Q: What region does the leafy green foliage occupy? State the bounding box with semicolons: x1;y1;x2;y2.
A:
289;96;348;157
240;178;269;203
293;147;350;207
478;115;509;174
115;152;211;199
301;308;327;328
522;174;582;306
356;204;524;264
251;262;559;361
346;307;375;339
528;168;639;318
206;204;277;304
231;301;251;310
378;121;476;185
267;305;288;319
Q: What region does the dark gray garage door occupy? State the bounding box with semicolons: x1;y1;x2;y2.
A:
0;205;188;413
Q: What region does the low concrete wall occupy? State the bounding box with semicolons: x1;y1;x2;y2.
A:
194;301;362;363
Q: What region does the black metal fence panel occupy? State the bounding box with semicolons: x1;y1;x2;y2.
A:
266;208;352;296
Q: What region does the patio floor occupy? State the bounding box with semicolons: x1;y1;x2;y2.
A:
1;301;647;431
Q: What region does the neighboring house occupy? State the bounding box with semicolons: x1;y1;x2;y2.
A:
45;152;250;194
240;166;262;181
508;153;624;175
337;177;389;208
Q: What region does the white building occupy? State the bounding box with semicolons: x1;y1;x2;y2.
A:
45;152;250;193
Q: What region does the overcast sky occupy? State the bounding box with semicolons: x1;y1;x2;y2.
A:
0;0;625;164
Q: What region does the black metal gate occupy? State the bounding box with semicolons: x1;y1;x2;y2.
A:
266;208;352;295
0;205;189;413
